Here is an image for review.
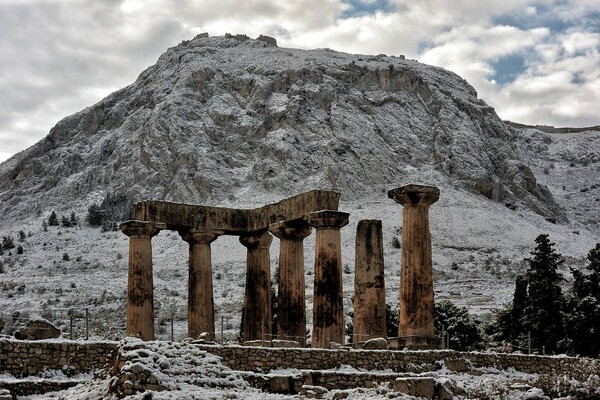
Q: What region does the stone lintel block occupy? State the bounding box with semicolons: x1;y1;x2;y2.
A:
134;190;340;234
307;210;350;230
269;219;312;240
388;185;440;206
119;220;166;237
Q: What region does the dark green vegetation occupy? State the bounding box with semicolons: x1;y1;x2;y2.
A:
488;235;600;357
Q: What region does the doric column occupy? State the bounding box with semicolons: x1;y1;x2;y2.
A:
388;184;439;348
179;229;223;340
120;220;165;341
270;220;312;345
308;210;350;348
353;219;386;343
240;231;273;342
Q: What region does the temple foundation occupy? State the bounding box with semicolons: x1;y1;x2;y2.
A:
388;184;440;349
308;210;349;348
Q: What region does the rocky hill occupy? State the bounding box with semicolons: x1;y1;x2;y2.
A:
0;34;598;340
0;34;564;222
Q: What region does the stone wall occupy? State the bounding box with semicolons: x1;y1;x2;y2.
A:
196;344;600;380
2;338;599;386
0;339;117;377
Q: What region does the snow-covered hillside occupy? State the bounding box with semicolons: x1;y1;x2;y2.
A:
0;35;598;340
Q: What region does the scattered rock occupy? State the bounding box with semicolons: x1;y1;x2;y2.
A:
14;318;61;340
520;388;550;400
444;357;470;372
393;377;435;399
362;337;388;350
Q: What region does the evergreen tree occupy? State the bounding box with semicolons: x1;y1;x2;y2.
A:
69;212;78;226
86;204;104;226
564;243;600;357
61;215;72;227
42;220;48;232
2;236;15;250
521;234;565;353
48;211;59;226
434;300;483;350
18;230;26;242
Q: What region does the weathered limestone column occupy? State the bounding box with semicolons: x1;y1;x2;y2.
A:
119;220;165;341
353;219;386;343
308;210;350;348
388;184;440;349
240;231;273;342
179;229;223;340
270;220;312;345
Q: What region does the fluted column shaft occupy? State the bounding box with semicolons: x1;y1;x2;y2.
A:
353;219;386;343
270;220;312;345
120;220;165;341
179;229;223;340
308;210;350;348
240;231;273;341
388;185;439;341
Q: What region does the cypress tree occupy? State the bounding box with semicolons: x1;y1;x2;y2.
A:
521;234;565;353
564;243;600;357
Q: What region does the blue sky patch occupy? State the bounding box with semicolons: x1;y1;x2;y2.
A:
341;0;394;18
492;54;526;85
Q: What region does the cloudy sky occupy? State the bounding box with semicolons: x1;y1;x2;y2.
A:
1;0;599;162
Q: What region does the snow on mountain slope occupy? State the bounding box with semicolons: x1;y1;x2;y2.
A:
0;34;563;222
0;35;598;339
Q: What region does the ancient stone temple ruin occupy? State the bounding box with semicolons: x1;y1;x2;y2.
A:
120;185;440;349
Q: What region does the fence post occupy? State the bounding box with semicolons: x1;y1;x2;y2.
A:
170;317;174;342
528;331;531;354
85;308;89;340
220;316;224;344
69;314;74;340
441;325;445;349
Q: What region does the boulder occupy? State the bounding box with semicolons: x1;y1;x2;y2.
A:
362;337;388;350
393;377;435;399
14;318;61;340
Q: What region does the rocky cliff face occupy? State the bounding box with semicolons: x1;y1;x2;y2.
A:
0;35;564;221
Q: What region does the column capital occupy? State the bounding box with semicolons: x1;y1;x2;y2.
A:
269;219;312;240
239;231;273;249
179;229;224;245
307;210;349;230
120;220;166;238
388;184;440;207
